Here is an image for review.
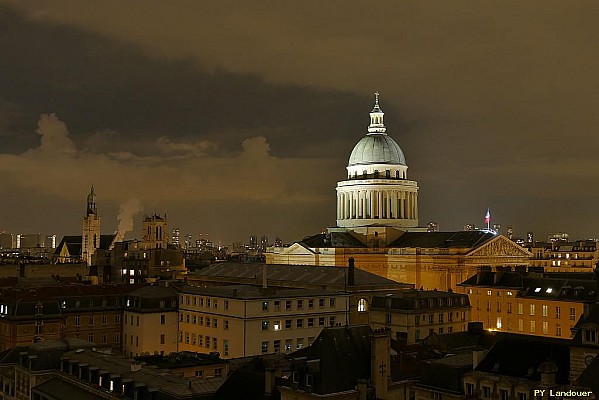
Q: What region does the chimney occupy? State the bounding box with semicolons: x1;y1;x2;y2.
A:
262;265;268;289
539;361;559;387
130;362;142;372
357;379;368;400
348;258;355;286
472;349;486;369
370;329;390;398
467;322;484;335
265;368;276;395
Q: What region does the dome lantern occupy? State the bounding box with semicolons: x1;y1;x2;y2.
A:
368;91;386;134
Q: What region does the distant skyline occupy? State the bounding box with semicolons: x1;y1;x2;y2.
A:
1;2;599;243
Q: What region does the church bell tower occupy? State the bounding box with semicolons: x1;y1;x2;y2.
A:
82;185;101;266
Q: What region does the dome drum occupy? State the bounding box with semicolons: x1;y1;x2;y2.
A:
347;163;407;180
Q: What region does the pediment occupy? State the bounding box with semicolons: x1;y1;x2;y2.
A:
280;242;316;256
467;235;531;258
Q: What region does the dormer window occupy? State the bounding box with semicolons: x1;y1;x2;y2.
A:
583;329;597;344
534;288;541;293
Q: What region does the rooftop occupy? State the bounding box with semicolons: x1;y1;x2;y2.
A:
188;262;408;291
178;284;345;300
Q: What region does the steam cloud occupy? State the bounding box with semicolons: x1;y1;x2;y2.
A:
115;199;143;242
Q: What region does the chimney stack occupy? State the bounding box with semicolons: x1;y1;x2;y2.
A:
262;265;268;289
348;258;355;286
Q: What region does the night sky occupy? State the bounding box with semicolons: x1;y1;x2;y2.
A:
1;1;598;244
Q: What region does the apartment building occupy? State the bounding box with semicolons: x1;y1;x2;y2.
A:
185;261;410;326
369;289;470;343
123;284;179;357
0;283;142;351
177;284;349;358
458;270;597;338
526;240;599;272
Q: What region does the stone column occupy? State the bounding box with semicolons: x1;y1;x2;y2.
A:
399;192;403;219
415;192;418;220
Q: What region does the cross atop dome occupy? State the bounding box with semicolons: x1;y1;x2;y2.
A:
369;91;386;134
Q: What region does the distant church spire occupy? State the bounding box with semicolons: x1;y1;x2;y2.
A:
368;91;386;134
86;185;97;216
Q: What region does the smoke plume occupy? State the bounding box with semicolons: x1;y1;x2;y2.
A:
115;199;143;241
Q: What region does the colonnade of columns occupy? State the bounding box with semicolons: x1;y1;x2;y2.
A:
337;189;418;221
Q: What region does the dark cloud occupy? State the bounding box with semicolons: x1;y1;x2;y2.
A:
1;2;599;241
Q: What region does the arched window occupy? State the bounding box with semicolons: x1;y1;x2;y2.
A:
357;298;368;312
363;170;367;178
374;170;379;178
385;170;391;178
396;171;400;179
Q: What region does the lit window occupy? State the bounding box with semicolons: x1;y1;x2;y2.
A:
534;287;541;293
357;298;368;312
273;321;281;331
546;288;553;293
507;291;513;296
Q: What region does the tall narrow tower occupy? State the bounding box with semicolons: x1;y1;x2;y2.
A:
141;214;168;250
82;185;101;266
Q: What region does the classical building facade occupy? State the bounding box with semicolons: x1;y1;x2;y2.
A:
266;94;531;292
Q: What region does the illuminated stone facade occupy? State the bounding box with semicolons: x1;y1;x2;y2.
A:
267;93;531;291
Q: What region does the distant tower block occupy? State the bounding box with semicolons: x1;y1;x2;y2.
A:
172;228;180;247
336;93;419;229
82;185;101;266
506;226;514;240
